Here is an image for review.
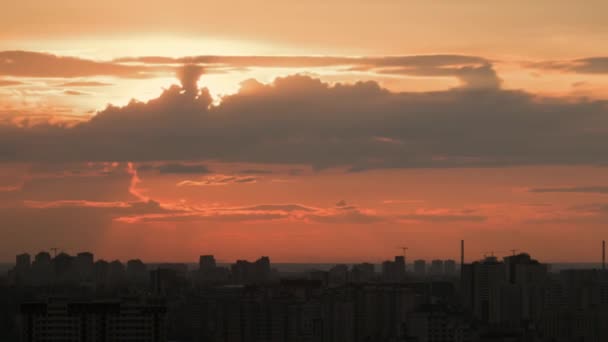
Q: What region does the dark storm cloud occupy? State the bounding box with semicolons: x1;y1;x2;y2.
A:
529;186;608;194
1;67;608;169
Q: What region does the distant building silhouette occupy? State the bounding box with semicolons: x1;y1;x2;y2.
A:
444;259;457;276
430;259;444;276
231;256;272;284
351;263;375;283
414;259;426;277
15;253;30;284
75;252;94;282
382;256;406;282
126;259;148;284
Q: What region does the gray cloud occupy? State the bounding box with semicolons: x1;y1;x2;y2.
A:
308;209;386;224
0;51;167;78
1;51;498;87
178;64;204;96
138;162;212;174
239;169;273;174
232;204;316;212
398;214;487;222
530;57;608;74
1;70;608;170
116;54;498;89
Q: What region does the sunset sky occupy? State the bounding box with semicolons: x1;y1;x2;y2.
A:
2;1;608;263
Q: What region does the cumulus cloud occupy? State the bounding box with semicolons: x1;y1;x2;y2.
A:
1;68;608;170
178;64;204;96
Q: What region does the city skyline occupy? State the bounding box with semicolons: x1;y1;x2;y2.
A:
3;1;608;263
5;239;608;266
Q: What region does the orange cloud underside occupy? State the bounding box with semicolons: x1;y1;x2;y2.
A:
2;162;607;263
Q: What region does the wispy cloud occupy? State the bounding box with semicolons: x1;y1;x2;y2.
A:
528;186;608;194
177;175;258;186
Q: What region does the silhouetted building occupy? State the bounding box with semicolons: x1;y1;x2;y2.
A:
382;256;406;282
323;283;418;341
151;267;189;295
414;259;427;277
351;263;375;283
20;298;167;342
308;270;329;287
52;253;75;283
461;256;506;322
75;252;94;282
94;260;110;286
444;259;457;276
328;264;349;285
430;259;444;276
407;304;474;342
199;255;216;271
126;259;148;283
15;253;31;284
108;260;126;286
196;255;229;285
31;252;52;285
9;249;608;342
231;257;272;284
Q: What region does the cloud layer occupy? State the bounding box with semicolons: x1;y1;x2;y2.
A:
1;68;607;170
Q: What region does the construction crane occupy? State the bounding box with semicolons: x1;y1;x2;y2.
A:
398;247;409;260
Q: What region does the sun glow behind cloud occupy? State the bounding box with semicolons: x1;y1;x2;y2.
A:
0;35;314;60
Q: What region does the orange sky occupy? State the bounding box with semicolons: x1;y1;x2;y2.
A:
1;1;608;263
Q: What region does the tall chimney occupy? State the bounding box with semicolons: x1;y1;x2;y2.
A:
603;240;606;271
460;240;465;275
